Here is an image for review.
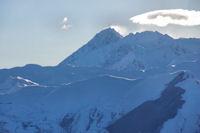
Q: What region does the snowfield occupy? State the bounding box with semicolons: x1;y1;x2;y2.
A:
0;28;200;133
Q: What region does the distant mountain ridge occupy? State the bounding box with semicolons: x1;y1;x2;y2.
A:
59;28;200;71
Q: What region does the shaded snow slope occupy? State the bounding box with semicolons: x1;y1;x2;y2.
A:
0;72;180;133
107;72;186;133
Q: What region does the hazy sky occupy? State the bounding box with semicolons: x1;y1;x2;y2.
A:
1;0;200;68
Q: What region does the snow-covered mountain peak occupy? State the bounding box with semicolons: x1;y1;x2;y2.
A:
133;31;172;42
135;30;164;37
96;28;123;39
86;28;123;48
59;28;123;67
59;28;200;70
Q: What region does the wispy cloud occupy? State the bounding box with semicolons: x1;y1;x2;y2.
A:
61;24;72;30
130;9;200;27
63;17;68;23
61;17;72;30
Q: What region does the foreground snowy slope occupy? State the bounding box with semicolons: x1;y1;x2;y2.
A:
0;28;200;133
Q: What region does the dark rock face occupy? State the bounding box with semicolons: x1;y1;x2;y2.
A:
60;113;77;133
86;108;104;131
107;72;186;133
0;121;9;133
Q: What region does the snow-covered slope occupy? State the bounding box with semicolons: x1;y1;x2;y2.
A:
0;28;200;133
0;76;39;95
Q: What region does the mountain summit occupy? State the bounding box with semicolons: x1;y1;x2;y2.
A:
59;28;122;67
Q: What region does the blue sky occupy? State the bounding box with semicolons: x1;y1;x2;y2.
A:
0;0;200;68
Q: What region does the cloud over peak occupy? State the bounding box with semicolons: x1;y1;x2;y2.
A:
130;9;200;27
110;25;128;36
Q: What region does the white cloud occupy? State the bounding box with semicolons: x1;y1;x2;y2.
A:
110;25;128;36
130;9;200;27
63;17;68;23
61;17;71;30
